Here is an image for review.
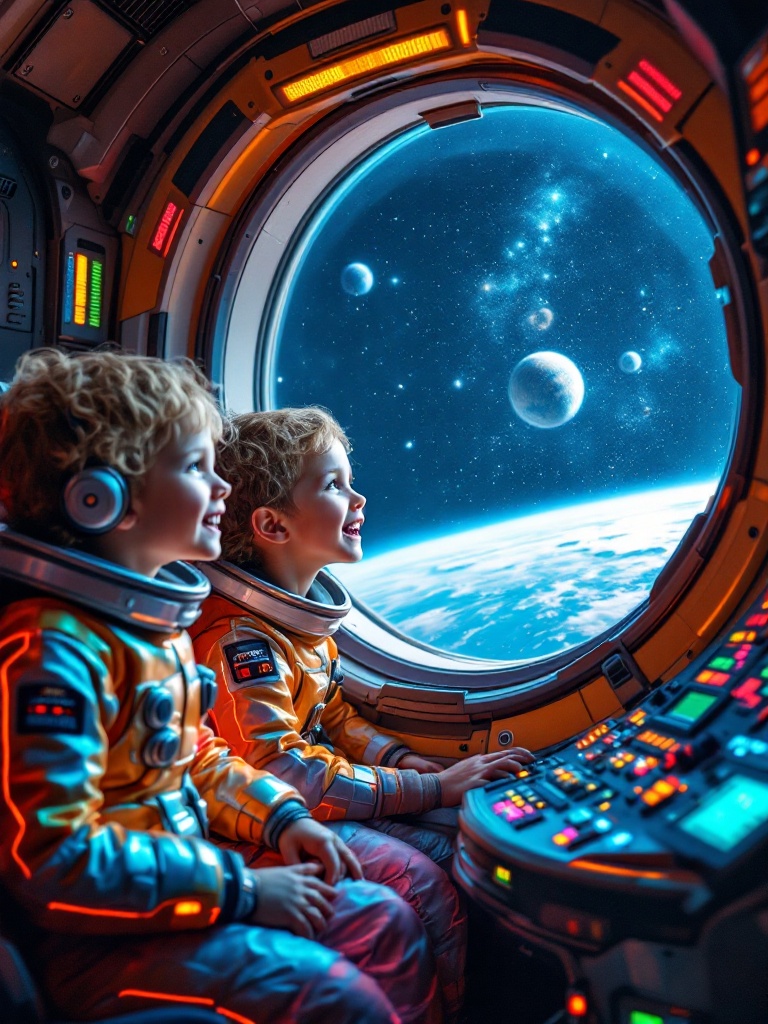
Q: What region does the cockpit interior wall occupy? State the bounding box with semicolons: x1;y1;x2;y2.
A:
0;0;767;759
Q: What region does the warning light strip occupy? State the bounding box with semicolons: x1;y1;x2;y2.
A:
281;28;452;103
637;58;682;100
617;58;682;124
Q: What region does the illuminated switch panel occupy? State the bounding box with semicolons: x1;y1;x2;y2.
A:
549;765;600;801
631;774;688;814
492;784;543;829
635;729;681;755
731;674;768;710
575;722;612;750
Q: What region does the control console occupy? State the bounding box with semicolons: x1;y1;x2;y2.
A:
456;609;768;1023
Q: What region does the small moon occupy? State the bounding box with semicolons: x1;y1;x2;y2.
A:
619;350;642;374
341;262;374;296
526;307;554;331
509;351;585;429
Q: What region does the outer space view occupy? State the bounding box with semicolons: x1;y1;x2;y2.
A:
267;104;740;665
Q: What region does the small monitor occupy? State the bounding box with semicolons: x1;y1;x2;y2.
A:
678;774;768;852
665;690;718;725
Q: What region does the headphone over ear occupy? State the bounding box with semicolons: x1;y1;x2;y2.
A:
63;466;130;535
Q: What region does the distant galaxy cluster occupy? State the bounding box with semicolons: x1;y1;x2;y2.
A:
272;106;739;553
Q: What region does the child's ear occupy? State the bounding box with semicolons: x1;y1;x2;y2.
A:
251;507;289;545
112;509;138;532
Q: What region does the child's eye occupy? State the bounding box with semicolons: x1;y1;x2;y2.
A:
186;460;201;473
326;479;340;490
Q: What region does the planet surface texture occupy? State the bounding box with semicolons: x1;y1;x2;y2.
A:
509;351;585;428
341;262;374;296
335;483;713;663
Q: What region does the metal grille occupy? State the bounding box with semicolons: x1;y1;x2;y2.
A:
101;0;200;38
0;177;17;199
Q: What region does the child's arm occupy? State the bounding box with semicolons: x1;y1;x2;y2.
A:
196;624;444;820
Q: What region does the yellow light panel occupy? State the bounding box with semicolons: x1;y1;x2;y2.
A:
174;900;202;916
456;9;470;46
281;29;452;103
74;254;88;326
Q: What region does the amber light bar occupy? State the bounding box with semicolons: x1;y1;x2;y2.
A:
281;28;452;103
744;40;768;134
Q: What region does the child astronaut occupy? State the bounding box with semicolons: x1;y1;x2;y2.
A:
191;406;535;1023
0;352;438;1024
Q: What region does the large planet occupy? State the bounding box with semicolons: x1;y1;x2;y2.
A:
334;482;714;662
508;350;585;428
341;262;374;296
619;350;642;374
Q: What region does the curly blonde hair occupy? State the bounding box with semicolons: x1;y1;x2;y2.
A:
0;348;222;546
218;407;350;565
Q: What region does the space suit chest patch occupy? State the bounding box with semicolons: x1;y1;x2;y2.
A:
223;638;281;689
16;683;86;735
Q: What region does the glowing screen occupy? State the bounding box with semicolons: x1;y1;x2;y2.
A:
269;105;738;662
666;690;717;725
678;775;768;852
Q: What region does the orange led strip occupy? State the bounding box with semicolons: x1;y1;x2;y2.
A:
617;79;664;122
281;29;451;102
1;633;33;879
456;9;471;46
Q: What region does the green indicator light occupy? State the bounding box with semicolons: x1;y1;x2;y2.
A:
709;656;734;671
668;690;717;723
493;865;512;887
125;214;137;236
88;260;103;328
629;1012;664;1024
761;666;768;679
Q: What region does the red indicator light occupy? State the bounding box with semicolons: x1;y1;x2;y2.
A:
150;201;184;257
746;613;768;627
618;58;682;123
638;59;682;100
747;148;761;167
627;69;673;113
567;992;588;1018
732;677;763;709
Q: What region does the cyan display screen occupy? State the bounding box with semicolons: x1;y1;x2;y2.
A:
678;775;768;852
666;690;718;724
270;105;738;662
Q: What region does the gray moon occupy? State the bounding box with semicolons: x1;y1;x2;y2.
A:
509;351;585;428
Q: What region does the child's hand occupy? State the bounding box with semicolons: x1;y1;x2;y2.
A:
247;863;336;938
278;817;364;884
398;753;445;773
438;749;535;807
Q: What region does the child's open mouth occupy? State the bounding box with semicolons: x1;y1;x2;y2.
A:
203;514;222;531
343;520;363;538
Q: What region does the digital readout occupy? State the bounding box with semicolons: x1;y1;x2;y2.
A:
678;775;768;852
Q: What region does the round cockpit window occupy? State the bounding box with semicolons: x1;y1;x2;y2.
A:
265;103;739;663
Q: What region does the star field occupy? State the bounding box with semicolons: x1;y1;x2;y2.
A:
273;106;738;554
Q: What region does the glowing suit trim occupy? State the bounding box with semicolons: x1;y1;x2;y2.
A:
1;631;32;879
48;897;203;920
199;562;350;639
117;990;256;1024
